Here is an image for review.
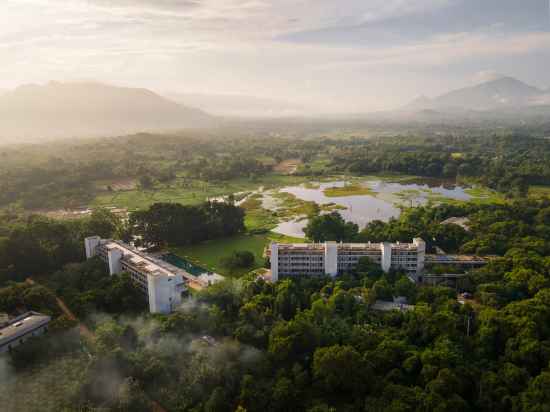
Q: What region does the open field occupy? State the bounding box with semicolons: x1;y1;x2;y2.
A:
169;232;304;277
92;174;313;211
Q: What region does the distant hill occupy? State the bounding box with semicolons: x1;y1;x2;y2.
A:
404;77;548;112
168;92;308;118
0;81;214;141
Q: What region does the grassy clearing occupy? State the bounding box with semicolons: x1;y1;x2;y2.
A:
89;173;423;211
240;194;279;232
92;174;312;210
394;189;422;199
529;185;550;199
464;187;506;204
323;183;374;197
297;157;331;174
320;202;347;212
170;232;305;277
423;186;506;206
272;191;319;220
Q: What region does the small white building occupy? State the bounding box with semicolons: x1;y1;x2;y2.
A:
267;238;426;281
85;236;187;314
0;312;51;353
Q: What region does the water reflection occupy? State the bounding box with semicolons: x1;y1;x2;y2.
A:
266;179;473;238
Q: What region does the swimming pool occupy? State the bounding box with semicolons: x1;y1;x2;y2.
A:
161;253;210;276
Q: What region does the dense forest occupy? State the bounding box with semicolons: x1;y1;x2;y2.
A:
2;197;550;411
2;128;550;411
130;202;245;248
328;134;550;197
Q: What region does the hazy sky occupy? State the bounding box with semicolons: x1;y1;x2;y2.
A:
1;0;550;111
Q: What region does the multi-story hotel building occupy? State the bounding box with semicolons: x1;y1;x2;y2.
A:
268;238;426;281
0;311;51;353
85;236;188;314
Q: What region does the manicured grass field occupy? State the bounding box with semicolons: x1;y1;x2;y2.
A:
169;232;305;277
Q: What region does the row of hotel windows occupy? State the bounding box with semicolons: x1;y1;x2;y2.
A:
121;263;149;297
96;249;150;298
278;254;416;260
280;260;417;267
3;327;48;351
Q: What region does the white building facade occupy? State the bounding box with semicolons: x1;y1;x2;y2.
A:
268;238;426;281
85;236;186;314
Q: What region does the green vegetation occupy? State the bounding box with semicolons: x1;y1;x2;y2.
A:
130;201;245;248
304;212;359;242
529;185;550;199
319;202;347;212
220;250;256;273
170;234;266;276
240;194;278;232
272;191;320;221
7;197;550;411
2;129;550;214
93;174;311;211
323;183;374;197
464;186;506;203
169;232;303;277
331;133;550;198
2;126;550;411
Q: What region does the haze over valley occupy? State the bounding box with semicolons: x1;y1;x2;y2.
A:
2;2;550;412
2;74;550;142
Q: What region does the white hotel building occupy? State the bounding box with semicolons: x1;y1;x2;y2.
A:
85;236;187;314
0;312;51;353
268;238;426;281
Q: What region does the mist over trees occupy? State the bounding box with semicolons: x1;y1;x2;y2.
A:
1;197;550;410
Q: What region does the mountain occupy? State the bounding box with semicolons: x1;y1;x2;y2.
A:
168;92;308;118
0;81;214;141
404;77;547;112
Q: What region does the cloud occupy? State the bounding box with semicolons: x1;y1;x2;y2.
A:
1;0;550;111
306;31;550;71
280;0;550;46
91;0;200;8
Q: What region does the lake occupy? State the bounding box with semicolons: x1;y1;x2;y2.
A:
260;179;481;238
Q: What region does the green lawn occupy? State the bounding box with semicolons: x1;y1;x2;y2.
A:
169;232;305;277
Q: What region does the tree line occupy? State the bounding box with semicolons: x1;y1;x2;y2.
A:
130;201;245;248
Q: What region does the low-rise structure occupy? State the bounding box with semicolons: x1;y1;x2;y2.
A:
85;236;190;314
424;254;490;271
267;238;426;281
0;312;51;353
372;300;415;312
440;217;471;231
